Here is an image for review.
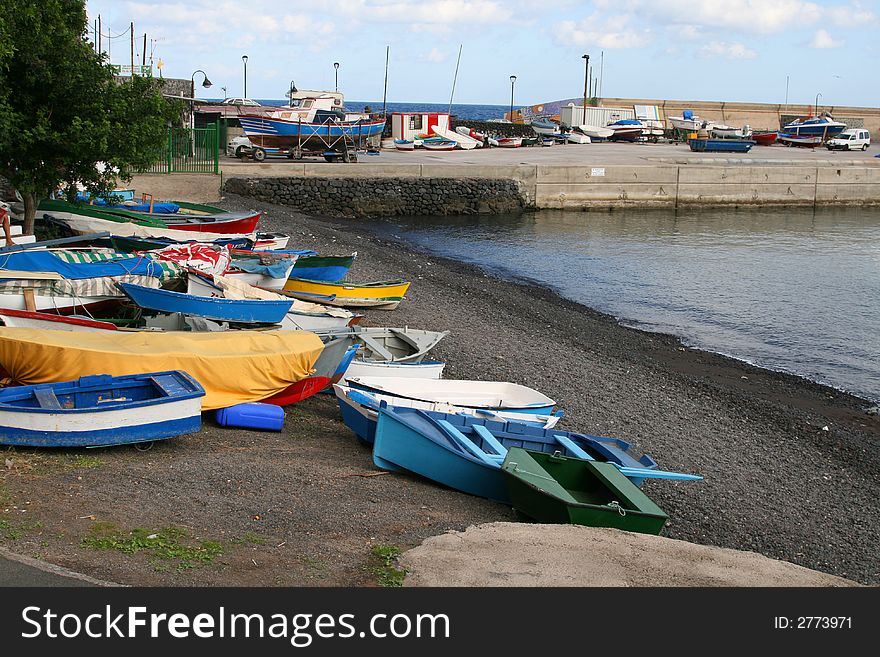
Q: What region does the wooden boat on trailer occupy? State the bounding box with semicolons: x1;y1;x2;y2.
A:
371;406;699;503
0;371;205;448
501;448;670;534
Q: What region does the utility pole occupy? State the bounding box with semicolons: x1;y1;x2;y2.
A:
130;22;134;73
599;50;604;98
98;14;101;56
142;34;147;67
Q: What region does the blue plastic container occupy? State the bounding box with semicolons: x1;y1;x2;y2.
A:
215;402;284;431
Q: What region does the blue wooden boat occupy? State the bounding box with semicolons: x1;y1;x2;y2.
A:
372;405;701;503
688;138;755;153
117;282;293;324
0;371;205;447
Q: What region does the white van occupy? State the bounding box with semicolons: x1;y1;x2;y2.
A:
826;128;870;151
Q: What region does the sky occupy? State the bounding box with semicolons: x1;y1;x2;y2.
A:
85;0;878;109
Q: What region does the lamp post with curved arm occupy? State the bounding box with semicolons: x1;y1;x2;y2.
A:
815;92;822;117
190;69;212;131
334;62;339;92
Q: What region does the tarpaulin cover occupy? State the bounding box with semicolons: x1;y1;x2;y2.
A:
0;251;164;280
152;244;231;276
232;257;298;279
0;328;325;410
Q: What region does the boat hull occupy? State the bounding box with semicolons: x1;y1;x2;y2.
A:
341;359;445;384
688;138;755;153
118;282;293;324
263;338;358;405
239;115;385;151
0;308;118;332
0;371;204;448
291;254;356;282
501;448;668;534
283;278;410;309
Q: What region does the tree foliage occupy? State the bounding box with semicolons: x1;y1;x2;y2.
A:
0;0;181;233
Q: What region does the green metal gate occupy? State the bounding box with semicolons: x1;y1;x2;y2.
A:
142;124;219;174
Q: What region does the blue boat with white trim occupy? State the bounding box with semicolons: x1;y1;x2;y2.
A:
0;371;205;447
117;282;293;324
372;405;702;503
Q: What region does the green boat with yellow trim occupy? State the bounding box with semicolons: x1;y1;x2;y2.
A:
500;447;670;535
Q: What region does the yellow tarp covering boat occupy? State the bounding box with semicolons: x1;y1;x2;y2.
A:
0;328;324;411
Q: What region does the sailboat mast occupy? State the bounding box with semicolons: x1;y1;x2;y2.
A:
448;44;463;116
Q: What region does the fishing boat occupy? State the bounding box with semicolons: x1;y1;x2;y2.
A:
668;111;713;132
495;137;522;148
710;124;751;138
224;258;298;290
346;376;556;414
0;371;205;448
0;328;325;410
282;278;410;310
688;138;755;153
0;308;118;332
314;326;448;362
315;326;449;382
422;140;458;151
777;133;823;147
500;448;669;534
40;199;261;235
394;139;415;151
118;282;293;324
42;205;257;244
455;126;486;143
751;131;778;146
607;119;644;141
529;118;561;136
341;360;445;385
333;384;559;446
262;336;359;405
185;271;360;331
781;115;846;140
578;124;614;139
111;235;255;253
430;125;480;150
291;254;355;282
565;132;591;144
372;406;699;502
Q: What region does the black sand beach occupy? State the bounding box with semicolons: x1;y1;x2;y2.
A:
1;193;877;586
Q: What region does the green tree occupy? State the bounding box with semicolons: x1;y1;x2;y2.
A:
0;0;180;234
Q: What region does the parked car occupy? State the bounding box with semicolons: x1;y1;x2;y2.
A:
226;135;253;158
826;128;870;151
221;97;261;107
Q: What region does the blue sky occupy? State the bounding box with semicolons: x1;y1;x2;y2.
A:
85;0;878;108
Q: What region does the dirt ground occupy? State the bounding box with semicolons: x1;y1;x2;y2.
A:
1;194;878;586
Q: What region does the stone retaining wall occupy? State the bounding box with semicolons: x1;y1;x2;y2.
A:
223;176;529;217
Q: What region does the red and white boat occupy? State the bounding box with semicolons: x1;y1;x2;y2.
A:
751;131;778;146
162;211;261;235
0;308;118;331
495;137;522;148
607;120;644;141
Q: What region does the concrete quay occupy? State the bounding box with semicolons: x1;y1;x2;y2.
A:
132;141;880;209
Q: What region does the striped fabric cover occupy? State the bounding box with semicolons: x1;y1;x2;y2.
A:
0;274;160;297
51;250;182;285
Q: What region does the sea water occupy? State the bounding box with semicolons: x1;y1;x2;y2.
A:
366;206;880;401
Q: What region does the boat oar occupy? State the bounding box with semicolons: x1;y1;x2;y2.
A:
553;434;702;482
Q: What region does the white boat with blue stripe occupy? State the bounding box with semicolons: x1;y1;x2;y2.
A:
0;371;205;447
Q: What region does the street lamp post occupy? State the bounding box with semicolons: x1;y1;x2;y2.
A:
509;75;516;123
221;85;227;100
582;54;590;123
333;62;339;92
242;55;248;98
190;69;212;130
815;92;822;116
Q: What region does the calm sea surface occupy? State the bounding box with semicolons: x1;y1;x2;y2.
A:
366;207;880;401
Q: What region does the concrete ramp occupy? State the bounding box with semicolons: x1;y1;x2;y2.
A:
400;522;860;587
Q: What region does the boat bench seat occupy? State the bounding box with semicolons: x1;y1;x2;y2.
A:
149;375;186;397
33;387;62;410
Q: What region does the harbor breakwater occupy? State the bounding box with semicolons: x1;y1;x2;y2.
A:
222;176;528;217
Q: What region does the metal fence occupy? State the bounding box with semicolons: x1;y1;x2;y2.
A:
141;124;219;174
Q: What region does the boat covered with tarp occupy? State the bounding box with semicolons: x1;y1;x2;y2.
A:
0;328;324;410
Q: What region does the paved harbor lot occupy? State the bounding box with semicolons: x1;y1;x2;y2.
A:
221;139;879;174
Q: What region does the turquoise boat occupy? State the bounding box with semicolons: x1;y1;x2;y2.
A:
372;406;701;503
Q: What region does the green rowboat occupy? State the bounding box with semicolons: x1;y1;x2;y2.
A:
500;447;669;535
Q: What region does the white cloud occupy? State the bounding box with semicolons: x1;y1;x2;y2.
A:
421;47;448;62
555;14;650;48
810;29;845;48
597;0;823;34
698;41;758;59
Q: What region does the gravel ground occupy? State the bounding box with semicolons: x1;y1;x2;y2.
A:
1;192;878;586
